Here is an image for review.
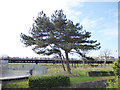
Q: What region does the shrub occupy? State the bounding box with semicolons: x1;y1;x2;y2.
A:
112;59;120;76
105;59;120;89
105;77;120;89
87;71;114;77
29;74;70;88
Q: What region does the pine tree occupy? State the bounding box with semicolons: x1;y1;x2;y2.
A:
20;10;101;74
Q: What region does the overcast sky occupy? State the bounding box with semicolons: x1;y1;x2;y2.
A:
0;0;119;58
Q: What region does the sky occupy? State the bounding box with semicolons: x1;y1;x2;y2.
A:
0;0;119;58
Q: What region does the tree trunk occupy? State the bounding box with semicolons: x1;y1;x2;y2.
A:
59;54;66;71
100;60;102;67
77;61;78;67
65;52;71;74
60;56;66;71
74;61;76;68
82;58;85;68
61;60;66;71
104;59;107;67
72;60;73;67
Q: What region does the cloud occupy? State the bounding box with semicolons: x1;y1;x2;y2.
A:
66;10;83;23
65;0;84;8
98;28;118;40
0;0;118;57
65;0;119;2
82;17;97;28
0;0;85;57
76;12;82;15
80;17;104;32
81;0;119;2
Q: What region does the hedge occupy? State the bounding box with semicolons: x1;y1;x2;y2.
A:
87;71;114;77
29;74;70;88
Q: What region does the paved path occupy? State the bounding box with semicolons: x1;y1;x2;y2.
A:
0;75;30;81
1;70;30;81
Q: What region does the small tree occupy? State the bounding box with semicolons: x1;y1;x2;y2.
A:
76;49;89;68
100;49;111;67
81;50;89;68
76;50;94;68
20;10;101;74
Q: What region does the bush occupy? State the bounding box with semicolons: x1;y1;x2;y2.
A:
87;71;114;77
105;77;120;89
105;59;120;89
29;74;70;88
113;59;120;76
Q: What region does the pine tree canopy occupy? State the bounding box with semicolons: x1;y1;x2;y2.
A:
20;9;101;57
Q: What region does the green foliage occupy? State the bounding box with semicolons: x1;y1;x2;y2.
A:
87;71;114;77
113;59;120;76
29;74;70;88
20;9;101;74
20;9;101;55
105;59;120;89
105;78;120;89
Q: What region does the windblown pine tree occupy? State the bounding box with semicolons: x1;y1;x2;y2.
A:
20;10;101;74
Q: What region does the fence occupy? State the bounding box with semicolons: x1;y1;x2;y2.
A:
4;59;114;64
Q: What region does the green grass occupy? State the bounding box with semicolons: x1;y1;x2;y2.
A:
70;76;115;84
5;63;115;88
6;81;29;88
72;70;86;76
5;72;115;88
70;70;115;84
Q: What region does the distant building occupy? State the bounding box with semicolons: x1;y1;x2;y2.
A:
90;56;115;61
99;56;115;59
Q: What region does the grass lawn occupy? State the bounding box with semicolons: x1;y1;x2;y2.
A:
5;81;29;88
5;63;115;88
70;76;115;84
70;69;115;84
